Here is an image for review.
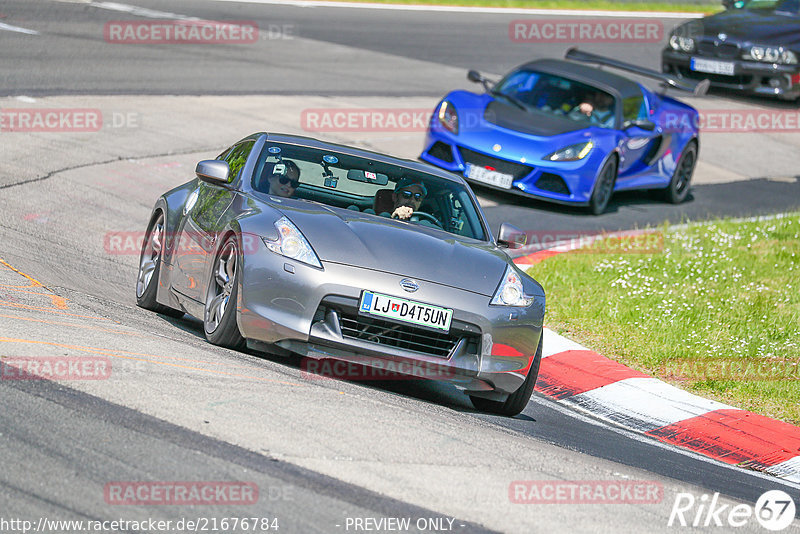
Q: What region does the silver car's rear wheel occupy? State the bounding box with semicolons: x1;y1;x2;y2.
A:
204;235;245;349
136;211;183;317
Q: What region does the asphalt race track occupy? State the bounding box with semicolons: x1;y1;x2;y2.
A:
1;1;799;532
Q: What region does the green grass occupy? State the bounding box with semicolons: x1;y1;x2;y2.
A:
528;214;800;425
331;0;722;14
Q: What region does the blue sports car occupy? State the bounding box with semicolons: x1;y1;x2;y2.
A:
420;49;708;214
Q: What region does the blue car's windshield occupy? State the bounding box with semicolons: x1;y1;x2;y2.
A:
493;70;619;129
249;141;488;241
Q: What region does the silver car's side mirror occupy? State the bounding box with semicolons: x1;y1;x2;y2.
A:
196;160;230;184
497;222;527;249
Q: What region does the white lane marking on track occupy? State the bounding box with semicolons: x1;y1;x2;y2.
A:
541;328;588;358
89;1;200;20
207;0;706;19
0;22;40;35
564;377;736;432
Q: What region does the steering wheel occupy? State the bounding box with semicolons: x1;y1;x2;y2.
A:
409;211;442;228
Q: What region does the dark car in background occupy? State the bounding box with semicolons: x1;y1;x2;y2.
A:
663;0;800;100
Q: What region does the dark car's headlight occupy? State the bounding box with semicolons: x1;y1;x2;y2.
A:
743;45;798;65
544;141;593;162
669;35;695;53
490;266;534;307
437;100;459;135
262;216;322;268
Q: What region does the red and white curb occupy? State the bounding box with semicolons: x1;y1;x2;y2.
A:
512;234;800;483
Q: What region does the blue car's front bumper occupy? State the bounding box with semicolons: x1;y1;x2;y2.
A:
420;129;608;206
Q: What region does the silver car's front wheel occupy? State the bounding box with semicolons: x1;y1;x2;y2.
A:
204;235;245;349
136;211;183;317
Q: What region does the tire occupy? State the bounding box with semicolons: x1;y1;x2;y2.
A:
204;234;245;350
136;211;184;318
662;141;697;204
588;156;617;215
470;335;543;417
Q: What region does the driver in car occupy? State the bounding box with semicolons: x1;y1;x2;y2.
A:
391;178;427;220
265;160;301;198
569;91;615;128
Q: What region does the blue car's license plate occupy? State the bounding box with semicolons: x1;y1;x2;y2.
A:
359;290;453;332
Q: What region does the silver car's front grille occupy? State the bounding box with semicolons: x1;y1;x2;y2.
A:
314;296;481;359
339;313;457;357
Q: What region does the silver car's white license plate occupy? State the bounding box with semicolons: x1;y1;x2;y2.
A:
465;164;514;189
359;291;453;332
690;57;734;76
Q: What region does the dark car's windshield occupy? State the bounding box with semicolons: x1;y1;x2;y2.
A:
493;70;619;129
734;0;799;13
250;141;488;241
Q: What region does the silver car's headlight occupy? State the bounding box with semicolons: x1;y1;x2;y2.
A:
490;266;534;307
545;141;593;162
262;216;322;268
669;35;695;53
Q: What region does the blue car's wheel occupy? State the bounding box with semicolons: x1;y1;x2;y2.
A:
589;157;617;215
663;141;697;204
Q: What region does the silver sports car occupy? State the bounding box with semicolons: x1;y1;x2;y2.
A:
136;133;545;416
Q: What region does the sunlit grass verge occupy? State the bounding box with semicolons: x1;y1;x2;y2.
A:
328;0;721;14
529;213;800;425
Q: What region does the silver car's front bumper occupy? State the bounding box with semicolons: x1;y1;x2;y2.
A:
237;244;544;399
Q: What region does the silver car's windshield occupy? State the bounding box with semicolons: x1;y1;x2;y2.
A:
251;142;488;241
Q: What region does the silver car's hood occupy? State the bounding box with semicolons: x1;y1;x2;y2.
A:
281;205;508;297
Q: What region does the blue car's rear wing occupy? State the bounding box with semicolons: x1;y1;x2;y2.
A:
565;47;710;96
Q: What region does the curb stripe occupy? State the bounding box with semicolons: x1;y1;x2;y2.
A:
541;328;587;357
535;349;649;400
646;409;800;467
562;377;735;433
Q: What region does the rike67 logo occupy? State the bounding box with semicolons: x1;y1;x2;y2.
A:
668;490;796;531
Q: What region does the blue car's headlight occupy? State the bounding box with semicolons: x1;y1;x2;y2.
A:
262;216;322;268
437;100;459;135
544;141;593;162
490;266;534;307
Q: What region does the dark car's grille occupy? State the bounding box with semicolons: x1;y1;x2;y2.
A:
697;40;740;59
458;147;533;180
676;66;752;86
536;173;570;195
315;297;481;359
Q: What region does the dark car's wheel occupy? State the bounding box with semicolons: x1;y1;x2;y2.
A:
588;157;617;215
470;335;543;417
204;234;245;350
663;141;697;204
136;211;184;318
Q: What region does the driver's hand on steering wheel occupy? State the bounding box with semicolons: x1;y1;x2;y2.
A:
391;206;414;220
